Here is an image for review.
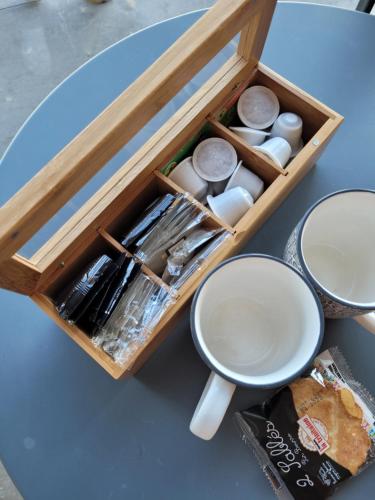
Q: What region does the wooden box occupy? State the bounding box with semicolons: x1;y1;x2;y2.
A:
0;0;342;379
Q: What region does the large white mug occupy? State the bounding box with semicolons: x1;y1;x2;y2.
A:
284;190;375;332
190;255;323;440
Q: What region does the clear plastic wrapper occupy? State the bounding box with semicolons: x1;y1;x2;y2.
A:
235;347;375;500
169;231;230;289
77;255;141;335
121;194;175;249
93;271;174;365
162;227;222;283
83;254;127;326
92;256;141;331
135;194;208;275
55;255;117;323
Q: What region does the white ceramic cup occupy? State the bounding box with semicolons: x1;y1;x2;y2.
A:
169;156;208;200
271;112;303;156
190;255;323;440
225;160;264;201
207;186;253;226
254;137;292;168
284;190;375;332
237;86;280;129
229;126;270;146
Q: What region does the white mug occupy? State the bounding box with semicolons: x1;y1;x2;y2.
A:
207;186;253;226
284;190;375;332
225;160;264;201
169;156;208;200
190;255;323;440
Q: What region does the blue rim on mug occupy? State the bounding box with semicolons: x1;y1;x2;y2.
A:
296;189;375;311
190;254;324;389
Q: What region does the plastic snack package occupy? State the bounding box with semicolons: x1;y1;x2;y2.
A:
92;271;174;365
67;257;121;325
235;347;375;500
55;255;117;323
76;253;127;333
92;256;141;331
77;255;141;335
135;194;208;275
121;193;175;249
162;227;222;283
169;231;230;289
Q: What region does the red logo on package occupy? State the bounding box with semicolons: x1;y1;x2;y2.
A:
298;415;330;455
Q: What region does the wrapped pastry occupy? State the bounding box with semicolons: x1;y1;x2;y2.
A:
235;348;375;499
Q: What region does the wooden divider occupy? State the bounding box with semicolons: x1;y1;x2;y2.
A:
208;118;285;183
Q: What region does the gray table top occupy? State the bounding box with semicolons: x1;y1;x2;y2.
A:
1;3;375;499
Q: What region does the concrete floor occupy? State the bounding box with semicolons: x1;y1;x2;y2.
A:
0;0;372;498
0;0;364;158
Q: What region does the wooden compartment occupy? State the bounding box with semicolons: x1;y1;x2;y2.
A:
34;172;233;378
158;119;283;230
0;0;343;379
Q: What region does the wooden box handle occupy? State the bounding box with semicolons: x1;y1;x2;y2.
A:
0;0;276;292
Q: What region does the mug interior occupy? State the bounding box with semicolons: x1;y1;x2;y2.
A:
192;256;322;387
301;191;375;307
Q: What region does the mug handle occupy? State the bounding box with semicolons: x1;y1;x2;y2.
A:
190;371;236;440
354;312;375;335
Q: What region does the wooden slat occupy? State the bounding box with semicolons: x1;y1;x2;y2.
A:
153;171;235;234
0;255;41;295
97;228;128;255
257;63;339;120
97;228;173;294
284;117;344;176
238;0;276;63
0;0;265;266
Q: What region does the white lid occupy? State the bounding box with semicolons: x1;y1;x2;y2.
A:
192;138;238;182
237;86;280;129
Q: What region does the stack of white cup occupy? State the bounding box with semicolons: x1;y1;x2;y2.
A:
168;138;265;227
229;85;304;168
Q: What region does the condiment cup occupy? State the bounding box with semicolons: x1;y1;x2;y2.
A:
254;137;291;168
225;160;264;201
229;126;270;146
207;186;253;226
169;156;208;200
192;138;237;182
237;85;280;129
270;112;303;156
